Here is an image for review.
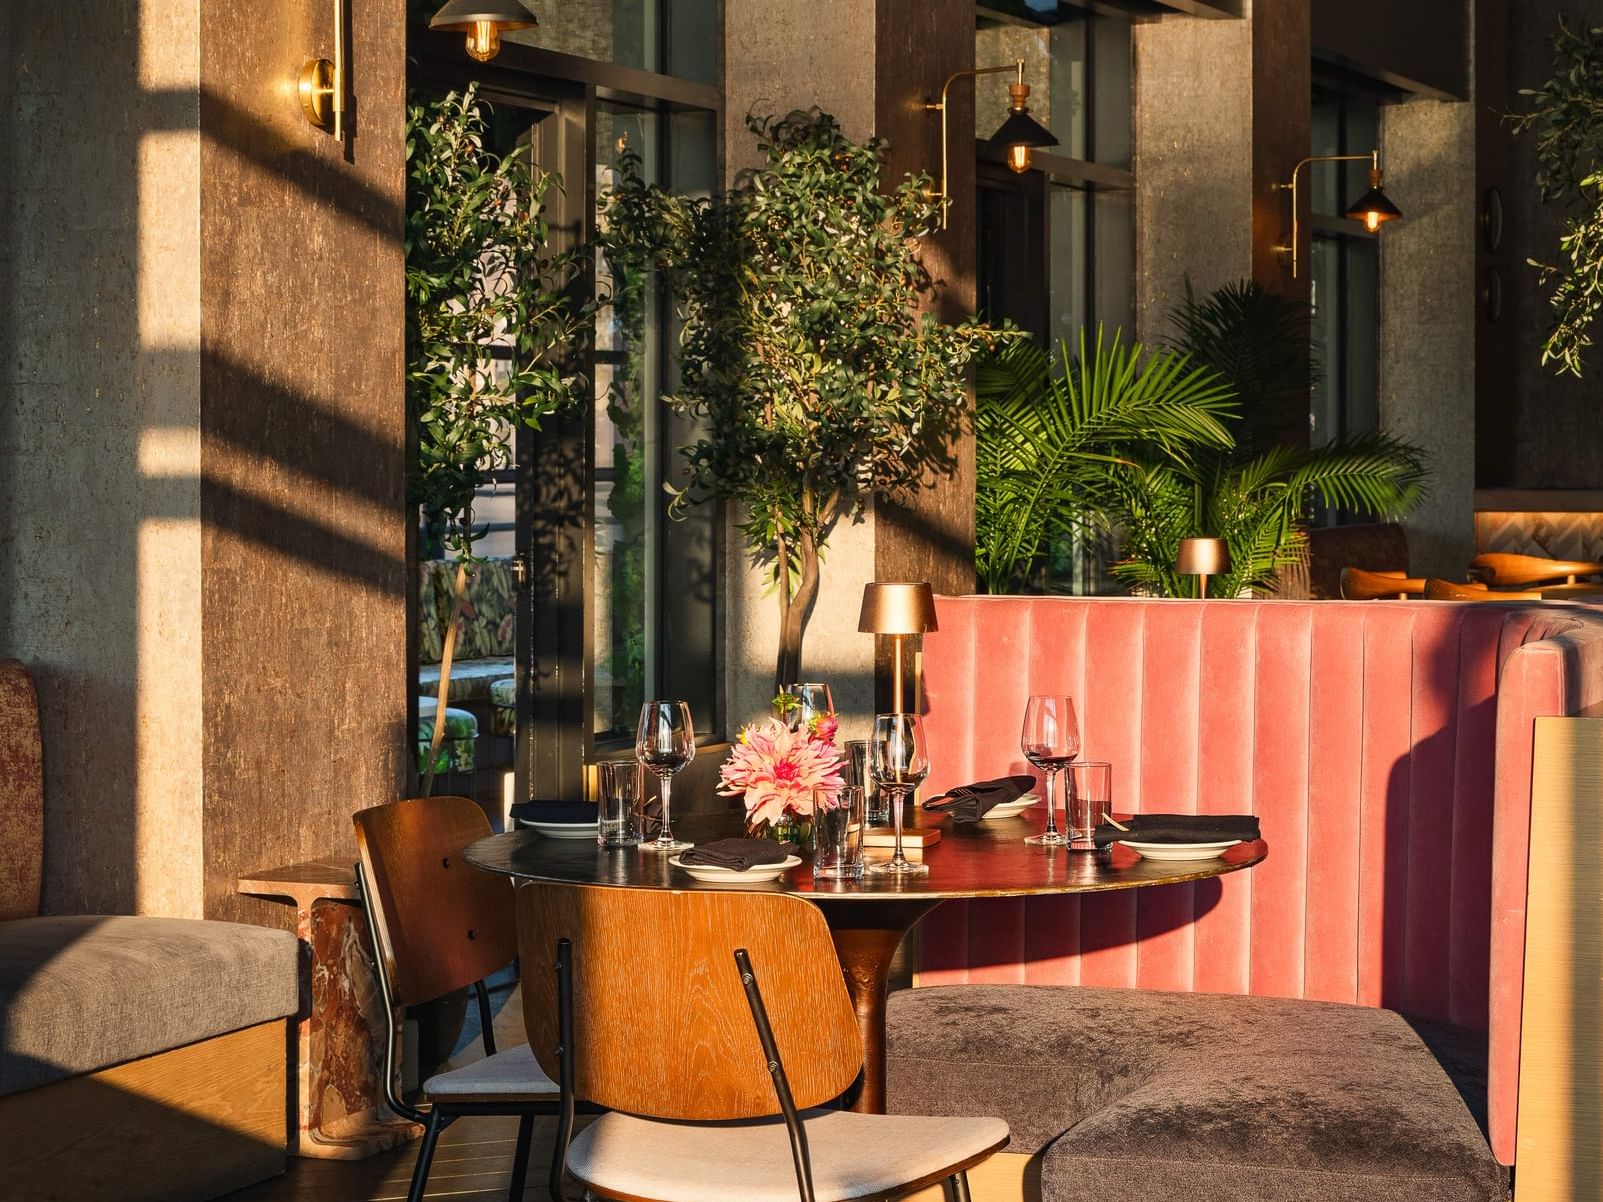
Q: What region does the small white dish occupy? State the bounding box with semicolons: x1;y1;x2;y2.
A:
669;854;802;883
1117;839;1242;862
981;795;1039;821
520;819;600;840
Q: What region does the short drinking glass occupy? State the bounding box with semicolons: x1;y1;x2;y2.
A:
1021;695;1080;846
1066;761;1111;852
812;785;865;880
597;760;643;847
635;701;695;853
868;713;930;876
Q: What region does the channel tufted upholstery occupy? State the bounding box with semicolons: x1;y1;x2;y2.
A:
914;596;1603;1167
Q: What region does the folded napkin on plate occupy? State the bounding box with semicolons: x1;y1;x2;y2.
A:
510;800;597;827
923;775;1037;824
678;838;797;871
1093;813;1260;849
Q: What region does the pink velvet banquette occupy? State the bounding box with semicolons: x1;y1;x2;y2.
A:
914;595;1603;1168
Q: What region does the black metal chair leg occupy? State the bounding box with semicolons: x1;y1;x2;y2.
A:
507;1112;535;1201
946;1170;973;1202
407;1107;447;1202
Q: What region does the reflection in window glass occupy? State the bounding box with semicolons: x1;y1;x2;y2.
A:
593;105;718;740
974;9;1129;167
509;0;719;85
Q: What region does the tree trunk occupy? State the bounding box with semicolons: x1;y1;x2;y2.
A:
422;559;470;796
775;530;822;691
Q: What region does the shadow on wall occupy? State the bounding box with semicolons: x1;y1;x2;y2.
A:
0;4;407;921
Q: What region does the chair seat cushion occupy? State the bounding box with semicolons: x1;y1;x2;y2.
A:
0;915;298;1097
567;1108;1007;1202
887;985;1507;1202
423;1042;556;1100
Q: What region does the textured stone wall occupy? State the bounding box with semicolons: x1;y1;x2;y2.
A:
2;0;204;915
1;0;407;922
1379;90;1479;579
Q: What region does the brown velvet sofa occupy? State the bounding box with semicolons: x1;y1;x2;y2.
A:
0;659;299;1202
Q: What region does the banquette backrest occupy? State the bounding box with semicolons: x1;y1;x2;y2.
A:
916;596;1603;1167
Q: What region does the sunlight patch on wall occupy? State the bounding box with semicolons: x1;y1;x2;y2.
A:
138;131;200;351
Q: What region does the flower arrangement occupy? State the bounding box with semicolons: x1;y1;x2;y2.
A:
718;706;844;834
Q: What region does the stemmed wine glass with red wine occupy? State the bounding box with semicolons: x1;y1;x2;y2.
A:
1020;695;1080;847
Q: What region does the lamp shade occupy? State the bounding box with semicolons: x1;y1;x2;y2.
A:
988;108;1059;151
858;582;938;636
1176;537;1230;577
429;0;538;30
1345;184;1402;233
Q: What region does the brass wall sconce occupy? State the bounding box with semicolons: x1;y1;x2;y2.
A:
1275;150;1401;278
299;0;347;140
1177;537;1231;599
859;582;939;715
925;60;1058;229
429;0;539;63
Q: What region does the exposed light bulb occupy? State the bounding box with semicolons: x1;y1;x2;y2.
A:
1364;210;1382;234
465;19;501;62
1007;144;1032;174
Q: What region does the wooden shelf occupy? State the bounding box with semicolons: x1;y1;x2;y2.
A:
1475;489;1603;514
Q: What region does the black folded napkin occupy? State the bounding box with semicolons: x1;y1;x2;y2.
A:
510;800;597;827
923;775;1037;824
678;838;797;871
1093;813;1260;849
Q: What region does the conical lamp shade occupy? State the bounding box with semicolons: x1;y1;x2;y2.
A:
988;108;1059;150
429;0;538;34
1344;186;1402;231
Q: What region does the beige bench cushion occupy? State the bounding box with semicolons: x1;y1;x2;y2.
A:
0;915;298;1097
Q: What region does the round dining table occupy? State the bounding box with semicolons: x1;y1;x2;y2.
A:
464;808;1267;1114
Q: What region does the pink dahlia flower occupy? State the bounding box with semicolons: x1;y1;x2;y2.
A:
718;716;845;827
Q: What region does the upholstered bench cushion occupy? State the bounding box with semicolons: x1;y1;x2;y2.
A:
417;656;515;704
887;985;1507;1202
0;915;299;1097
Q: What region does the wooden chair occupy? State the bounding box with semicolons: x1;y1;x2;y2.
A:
1425;578;1543;601
519;882;1009;1202
354;796;559;1202
1470;552;1603;588
1339;566;1426;600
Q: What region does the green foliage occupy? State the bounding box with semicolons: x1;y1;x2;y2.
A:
1509;18;1603;378
405;86;590;558
1104;282;1429;598
600;108;1012;684
973;330;1237;594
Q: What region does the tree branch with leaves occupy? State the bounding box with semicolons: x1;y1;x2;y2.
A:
600;109;1013;689
407;86;590;791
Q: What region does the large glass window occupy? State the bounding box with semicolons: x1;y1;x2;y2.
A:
508;0;719;84
975;4;1135;594
1310;86;1381;451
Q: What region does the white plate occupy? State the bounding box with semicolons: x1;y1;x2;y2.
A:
519;819;600;840
1117;839;1242;862
981;795;1039;820
669;854;802;883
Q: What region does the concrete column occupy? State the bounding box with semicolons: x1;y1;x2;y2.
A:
1;0;408;923
721;0;880;738
1133;3;1310;447
1379;81;1478;577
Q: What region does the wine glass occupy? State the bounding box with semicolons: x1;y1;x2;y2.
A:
1021;695;1080;846
635;701;695;853
867;713;930;876
785;682;835;732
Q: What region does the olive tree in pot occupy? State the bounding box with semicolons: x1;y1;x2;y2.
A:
600;109;1010;690
407;87;590;792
